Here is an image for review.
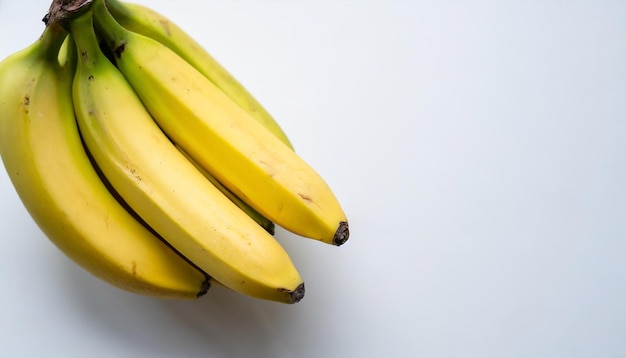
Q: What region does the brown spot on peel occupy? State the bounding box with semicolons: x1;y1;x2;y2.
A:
298;193;312;202
159;19;171;36
113;42;126;59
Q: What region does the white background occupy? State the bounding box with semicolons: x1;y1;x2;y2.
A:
0;1;624;357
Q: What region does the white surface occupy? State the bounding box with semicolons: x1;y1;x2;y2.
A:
1;1;625;357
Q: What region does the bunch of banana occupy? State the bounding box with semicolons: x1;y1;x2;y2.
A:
0;0;348;304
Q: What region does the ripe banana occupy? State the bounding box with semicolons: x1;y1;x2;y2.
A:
69;8;305;303
92;0;350;246
0;23;210;299
106;0;293;234
105;0;293;149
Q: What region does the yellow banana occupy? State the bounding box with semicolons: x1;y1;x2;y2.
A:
69;9;304;303
0;23;209;299
105;0;293;149
92;0;350;246
107;0;292;234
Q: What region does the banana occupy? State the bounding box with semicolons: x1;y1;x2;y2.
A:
69;9;305;304
0;23;210;299
106;0;291;235
176;145;276;235
92;0;350;246
105;0;293;149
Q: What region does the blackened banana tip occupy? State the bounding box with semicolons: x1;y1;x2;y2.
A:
197;277;211;298
333;221;350;246
266;222;276;236
287;283;305;304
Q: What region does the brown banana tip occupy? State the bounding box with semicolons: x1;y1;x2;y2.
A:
267;222;276;236
281;283;305;304
333;221;350;246
197;277;211;298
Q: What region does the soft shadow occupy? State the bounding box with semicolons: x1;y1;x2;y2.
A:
58;243;308;357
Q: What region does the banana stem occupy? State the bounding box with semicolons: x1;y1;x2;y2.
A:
44;0;93;26
91;0;131;51
67;9;100;66
37;23;68;63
